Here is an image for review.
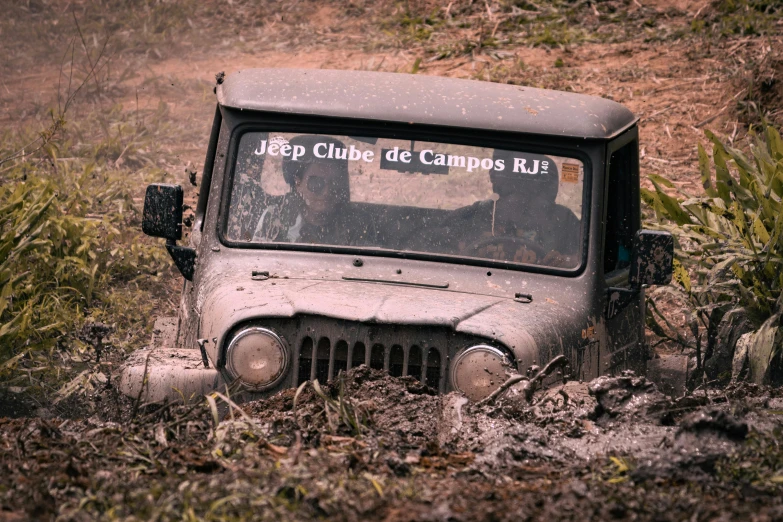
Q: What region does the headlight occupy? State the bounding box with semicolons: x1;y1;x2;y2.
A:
225;327;289;390
451;345;510;401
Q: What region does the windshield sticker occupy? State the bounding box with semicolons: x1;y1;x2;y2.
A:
254;136;561;178
488;151;558;179
228;132;586;270
561;163;581;183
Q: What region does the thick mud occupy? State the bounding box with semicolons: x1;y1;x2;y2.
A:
2;366;782;521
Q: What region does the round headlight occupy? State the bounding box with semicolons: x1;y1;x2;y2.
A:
225;327;289;390
451;345;510;401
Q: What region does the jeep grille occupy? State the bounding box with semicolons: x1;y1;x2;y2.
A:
234;316;496;394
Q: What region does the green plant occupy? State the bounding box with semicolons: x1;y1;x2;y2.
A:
310;377;371;436
392;7;443;43
693;0;782;37
644;125;783;383
0;113;173;397
605;456;633;484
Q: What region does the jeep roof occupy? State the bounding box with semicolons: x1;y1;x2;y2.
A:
216;68;638;140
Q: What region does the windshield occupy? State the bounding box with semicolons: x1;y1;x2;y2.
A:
225;132;586;269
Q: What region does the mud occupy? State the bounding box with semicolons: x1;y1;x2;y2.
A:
2;366;782;520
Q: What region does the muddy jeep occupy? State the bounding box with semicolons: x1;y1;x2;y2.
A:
120;68;674;404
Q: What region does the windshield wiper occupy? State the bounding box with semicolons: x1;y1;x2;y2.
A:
341;276;449;289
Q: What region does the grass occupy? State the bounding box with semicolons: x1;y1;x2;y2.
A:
692;0;783;37
382;0;601;54
473;59;581;92
0;0;231;408
376;0;783;65
309;377;372;437
0;92;177;408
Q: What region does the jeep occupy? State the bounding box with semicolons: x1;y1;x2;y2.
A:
120;68;673;404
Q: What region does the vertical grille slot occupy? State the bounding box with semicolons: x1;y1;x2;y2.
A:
370;344;385;370
425;348;442;391
389;345;404;377
315;337;330;383
408;345;422;380
331;340;348;381
298;337;313;385
350;342;366;369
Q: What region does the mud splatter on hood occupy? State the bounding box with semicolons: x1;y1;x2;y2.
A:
197;273;583;368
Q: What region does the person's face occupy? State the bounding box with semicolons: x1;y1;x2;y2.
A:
295;162;348;216
491;174;557;218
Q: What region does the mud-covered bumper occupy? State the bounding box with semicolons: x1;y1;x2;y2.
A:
119;346;225;403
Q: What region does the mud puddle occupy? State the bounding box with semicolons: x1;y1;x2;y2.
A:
2;367;782;520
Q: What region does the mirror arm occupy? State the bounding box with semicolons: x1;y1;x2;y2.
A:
165;239;197;281
605;286;640;320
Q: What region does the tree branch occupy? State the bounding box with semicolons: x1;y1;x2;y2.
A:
477;354;568;406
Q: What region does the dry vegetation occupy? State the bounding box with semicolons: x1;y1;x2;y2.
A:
1;0;783;520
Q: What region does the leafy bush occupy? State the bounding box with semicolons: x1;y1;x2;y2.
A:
644;125;783;383
0;116;172;394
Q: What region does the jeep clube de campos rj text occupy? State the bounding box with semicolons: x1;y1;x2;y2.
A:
121;69;674;404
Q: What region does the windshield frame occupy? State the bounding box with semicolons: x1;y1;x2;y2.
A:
217;113;594;277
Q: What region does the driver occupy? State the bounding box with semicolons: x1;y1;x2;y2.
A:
476;149;581;267
252;135;376;246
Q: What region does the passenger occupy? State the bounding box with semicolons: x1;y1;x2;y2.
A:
479;150;581;267
252;135;376;246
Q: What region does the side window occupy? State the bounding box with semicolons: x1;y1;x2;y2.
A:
603;140;639;274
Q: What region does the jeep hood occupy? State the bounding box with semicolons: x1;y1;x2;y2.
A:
197;274;585;369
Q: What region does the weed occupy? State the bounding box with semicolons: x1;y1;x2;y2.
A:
477;60;579;92
734;51;783;128
526;19;588;47
310;377;371;437
395;8;444;43
0;108;173;401
644;124;783;384
694;0;783;37
0;0;199;73
605;456;633;484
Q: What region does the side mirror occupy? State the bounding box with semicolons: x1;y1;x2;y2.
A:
142;184;184;242
142;183;197;281
629;230;674;287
